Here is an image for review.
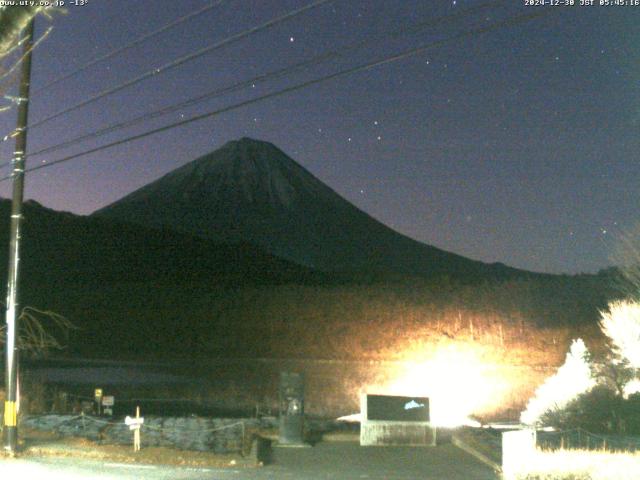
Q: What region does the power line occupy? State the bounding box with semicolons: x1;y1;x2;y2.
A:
0;27;52;84
23;0;333;132
0;4;221;144
0;25;53;118
18;0;506;163
31;1;226;94
0;8;560;183
3;8;556;181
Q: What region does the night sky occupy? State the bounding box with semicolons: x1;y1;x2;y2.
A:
0;0;638;275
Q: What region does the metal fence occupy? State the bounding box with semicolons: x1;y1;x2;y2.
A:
21;412;256;454
537;427;640;452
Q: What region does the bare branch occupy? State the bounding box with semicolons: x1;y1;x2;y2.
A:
611;224;640;299
0;6;61;111
0;305;77;357
0;6;41;57
0;25;52;83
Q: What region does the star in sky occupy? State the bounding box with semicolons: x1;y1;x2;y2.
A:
4;0;635;275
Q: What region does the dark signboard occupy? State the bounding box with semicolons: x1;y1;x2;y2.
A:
366;394;430;422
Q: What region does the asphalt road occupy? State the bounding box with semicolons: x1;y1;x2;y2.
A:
0;443;499;479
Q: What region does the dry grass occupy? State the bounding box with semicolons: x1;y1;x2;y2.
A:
230;286;581;366
152;277;609;365
509;448;640;480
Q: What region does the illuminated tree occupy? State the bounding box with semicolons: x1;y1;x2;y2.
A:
598;299;640;398
592;225;640;397
520;339;596;426
527;302;640;432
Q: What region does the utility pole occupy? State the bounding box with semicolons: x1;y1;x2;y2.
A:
3;17;35;453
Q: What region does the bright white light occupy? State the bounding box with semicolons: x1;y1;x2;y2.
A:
623;379;640;399
520;338;595;426
336;412;361;422
366;344;498;427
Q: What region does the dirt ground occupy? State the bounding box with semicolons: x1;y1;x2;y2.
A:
13;428;258;468
3;432;500;480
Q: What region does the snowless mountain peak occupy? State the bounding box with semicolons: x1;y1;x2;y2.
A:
95;137;523;278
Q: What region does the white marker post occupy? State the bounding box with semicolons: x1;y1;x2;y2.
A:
125;406;144;452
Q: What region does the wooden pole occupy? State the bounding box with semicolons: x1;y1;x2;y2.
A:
134;406;141;452
3;17;35;454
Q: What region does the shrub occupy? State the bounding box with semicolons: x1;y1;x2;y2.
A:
540;385;640;435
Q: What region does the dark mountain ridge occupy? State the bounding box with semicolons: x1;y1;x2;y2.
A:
95;137;532;282
0;199;321;293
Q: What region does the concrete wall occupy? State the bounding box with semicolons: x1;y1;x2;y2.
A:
360;421;436;446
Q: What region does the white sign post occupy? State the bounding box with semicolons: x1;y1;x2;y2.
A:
124;406;144;452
